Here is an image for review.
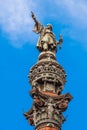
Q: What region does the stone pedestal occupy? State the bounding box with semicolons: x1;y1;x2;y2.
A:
24;51;72;130
39;126;59;130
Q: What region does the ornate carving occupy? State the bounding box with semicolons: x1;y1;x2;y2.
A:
24;12;72;130
24;88;72;129
29;58;66;93
38;126;59;130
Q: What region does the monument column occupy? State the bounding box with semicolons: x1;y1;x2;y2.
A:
24;12;72;130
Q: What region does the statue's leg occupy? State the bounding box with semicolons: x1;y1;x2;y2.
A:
37;37;42;51
43;42;48;51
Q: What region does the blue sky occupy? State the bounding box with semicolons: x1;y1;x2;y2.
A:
0;0;87;130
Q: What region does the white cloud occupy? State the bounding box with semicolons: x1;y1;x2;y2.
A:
0;0;37;47
1;0;87;49
52;0;87;50
54;0;87;27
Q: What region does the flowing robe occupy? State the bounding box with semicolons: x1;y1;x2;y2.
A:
33;22;56;51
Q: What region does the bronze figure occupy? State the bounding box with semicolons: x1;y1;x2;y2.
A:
31;12;63;53
24;12;72;130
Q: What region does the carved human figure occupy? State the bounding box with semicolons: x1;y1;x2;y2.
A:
31;12;63;53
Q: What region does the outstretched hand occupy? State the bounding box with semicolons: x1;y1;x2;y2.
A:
31;11;34;18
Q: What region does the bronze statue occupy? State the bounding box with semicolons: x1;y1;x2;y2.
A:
24;12;72;130
31;12;63;53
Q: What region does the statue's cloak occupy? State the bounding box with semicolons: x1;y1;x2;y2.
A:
33;22;43;34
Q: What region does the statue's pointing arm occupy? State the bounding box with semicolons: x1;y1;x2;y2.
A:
31;12;43;34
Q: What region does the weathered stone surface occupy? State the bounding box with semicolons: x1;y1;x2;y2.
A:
24;12;72;130
38;126;59;130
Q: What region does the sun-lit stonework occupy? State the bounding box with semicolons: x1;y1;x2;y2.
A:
24;12;72;130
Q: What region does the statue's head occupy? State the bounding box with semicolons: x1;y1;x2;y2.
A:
46;24;52;31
